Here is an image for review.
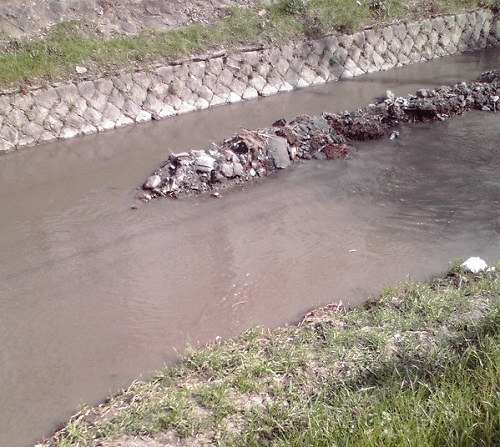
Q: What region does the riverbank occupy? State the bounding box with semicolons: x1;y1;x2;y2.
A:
0;0;495;88
1;1;499;152
40;260;500;446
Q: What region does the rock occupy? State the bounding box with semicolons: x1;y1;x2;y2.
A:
221;162;235;178
460;257;493;273
313;151;327;160
272;118;287;127
213;171;226;183
266;135;291;169
233;162;244;177
144;174;161;190
193;154;215;172
377;90;395;103
416;89;428;98
138;74;500;201
476;70;500;83
75;65;88;74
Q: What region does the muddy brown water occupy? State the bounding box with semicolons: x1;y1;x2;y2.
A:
0;47;499;447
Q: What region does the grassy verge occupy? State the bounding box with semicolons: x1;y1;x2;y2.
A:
42;261;500;446
0;0;497;91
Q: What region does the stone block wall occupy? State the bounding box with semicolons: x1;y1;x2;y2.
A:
0;9;499;153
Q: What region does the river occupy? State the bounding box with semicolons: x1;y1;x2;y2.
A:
0;47;499;446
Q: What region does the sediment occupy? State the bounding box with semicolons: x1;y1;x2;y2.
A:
0;8;499;153
139;70;500;200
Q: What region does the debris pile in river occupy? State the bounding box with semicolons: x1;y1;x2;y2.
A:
140;70;500;201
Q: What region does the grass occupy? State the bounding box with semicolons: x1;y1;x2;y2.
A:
40;261;500;446
0;0;497;91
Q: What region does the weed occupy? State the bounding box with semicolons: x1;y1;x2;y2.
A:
279;0;308;15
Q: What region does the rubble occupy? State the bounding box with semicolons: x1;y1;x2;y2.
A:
140;70;500;201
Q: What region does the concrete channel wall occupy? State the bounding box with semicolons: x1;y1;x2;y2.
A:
0;9;499;153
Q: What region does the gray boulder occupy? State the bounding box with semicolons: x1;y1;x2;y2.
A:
193;154;216;173
144;174;161;190
266;136;291;169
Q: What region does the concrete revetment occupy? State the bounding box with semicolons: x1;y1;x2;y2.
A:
0;9;499;153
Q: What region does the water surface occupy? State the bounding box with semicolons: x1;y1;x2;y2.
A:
0;47;499;446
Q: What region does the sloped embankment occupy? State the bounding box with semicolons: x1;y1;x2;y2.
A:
41;260;500;446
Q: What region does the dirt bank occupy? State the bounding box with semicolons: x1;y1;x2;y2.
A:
0;0;262;37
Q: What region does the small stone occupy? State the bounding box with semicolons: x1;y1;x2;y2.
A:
221;162;235;178
233;163;244;177
75;66;88;74
213;172;226;183
140;193;152;202
193;154;215;172
272;118;287;127
378;90;395;102
266;135;291;169
144;174;161;190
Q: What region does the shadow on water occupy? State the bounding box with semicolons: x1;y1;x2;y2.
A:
0;47;499;446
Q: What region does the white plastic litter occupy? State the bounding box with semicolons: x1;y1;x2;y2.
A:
460;257;495;273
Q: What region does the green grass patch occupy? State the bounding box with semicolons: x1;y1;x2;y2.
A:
40;262;500;446
0;0;494;91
